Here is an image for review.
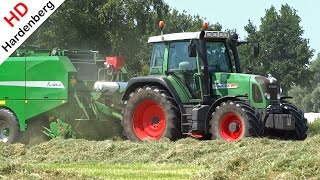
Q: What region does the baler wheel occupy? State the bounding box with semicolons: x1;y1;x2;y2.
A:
0;109;20;143
210;101;263;141
122;86;181;141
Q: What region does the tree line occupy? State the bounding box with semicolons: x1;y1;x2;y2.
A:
25;1;317;112
25;0;221;76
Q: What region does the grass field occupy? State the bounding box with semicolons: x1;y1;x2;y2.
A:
24;164;203;179
1;119;320;179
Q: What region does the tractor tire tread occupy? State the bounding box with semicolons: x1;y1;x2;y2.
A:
122;86;182;141
210;100;263;141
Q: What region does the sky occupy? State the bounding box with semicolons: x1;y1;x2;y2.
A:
164;0;319;59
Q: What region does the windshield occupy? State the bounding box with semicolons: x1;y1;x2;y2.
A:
206;42;231;72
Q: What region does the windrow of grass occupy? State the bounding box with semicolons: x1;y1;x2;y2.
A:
1;120;320;179
0;163;201;179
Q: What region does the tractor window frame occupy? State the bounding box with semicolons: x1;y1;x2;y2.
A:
150;42;165;75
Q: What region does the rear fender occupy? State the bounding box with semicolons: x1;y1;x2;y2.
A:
122;76;182;104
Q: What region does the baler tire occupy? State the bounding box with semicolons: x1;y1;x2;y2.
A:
282;104;308;140
210;101;263;141
0;108;20;144
122;86;182;141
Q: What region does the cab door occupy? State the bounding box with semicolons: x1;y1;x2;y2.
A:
167;41;201;101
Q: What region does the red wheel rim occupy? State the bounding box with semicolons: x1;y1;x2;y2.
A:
219;112;243;141
132;100;166;140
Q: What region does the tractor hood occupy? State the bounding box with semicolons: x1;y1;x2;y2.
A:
211;72;280;108
212;72;252;98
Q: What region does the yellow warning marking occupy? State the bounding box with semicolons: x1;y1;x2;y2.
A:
0;100;5;105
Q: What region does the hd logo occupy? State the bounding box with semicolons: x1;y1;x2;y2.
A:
0;0;65;65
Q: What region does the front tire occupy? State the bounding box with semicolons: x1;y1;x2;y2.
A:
210;101;263;141
0;108;20;144
281;103;308;140
122;86;181;141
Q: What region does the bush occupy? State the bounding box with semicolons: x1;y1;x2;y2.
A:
308;118;320;135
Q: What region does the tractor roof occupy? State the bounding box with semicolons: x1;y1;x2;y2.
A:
148;31;230;43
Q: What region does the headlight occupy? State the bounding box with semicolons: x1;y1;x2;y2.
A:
265;93;271;100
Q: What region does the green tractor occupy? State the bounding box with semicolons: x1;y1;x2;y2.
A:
0;22;308;144
120;22;308;141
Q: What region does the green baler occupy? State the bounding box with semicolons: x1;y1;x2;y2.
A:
0;49;76;143
0;48;127;143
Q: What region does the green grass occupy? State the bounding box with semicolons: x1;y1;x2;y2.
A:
27;163;204;179
1;120;320;179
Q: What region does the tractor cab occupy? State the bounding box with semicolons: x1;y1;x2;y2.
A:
148;30;241;101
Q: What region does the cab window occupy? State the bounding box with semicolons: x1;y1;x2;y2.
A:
150;43;165;74
168;41;196;71
206;42;231;72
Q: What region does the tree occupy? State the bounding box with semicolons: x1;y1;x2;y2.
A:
289;53;320;112
309;53;320;88
25;0;221;76
239;4;314;93
25;0;169;76
289;84;320;112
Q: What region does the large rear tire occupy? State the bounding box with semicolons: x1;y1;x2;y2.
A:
0;108;20;144
122;86;182;141
210;101;263;141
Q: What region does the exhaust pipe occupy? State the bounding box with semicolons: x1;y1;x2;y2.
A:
94;82;128;93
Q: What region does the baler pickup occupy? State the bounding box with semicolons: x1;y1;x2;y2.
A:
42;119;76;139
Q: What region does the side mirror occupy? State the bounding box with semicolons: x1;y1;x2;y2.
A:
253;43;260;58
188;43;197;57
